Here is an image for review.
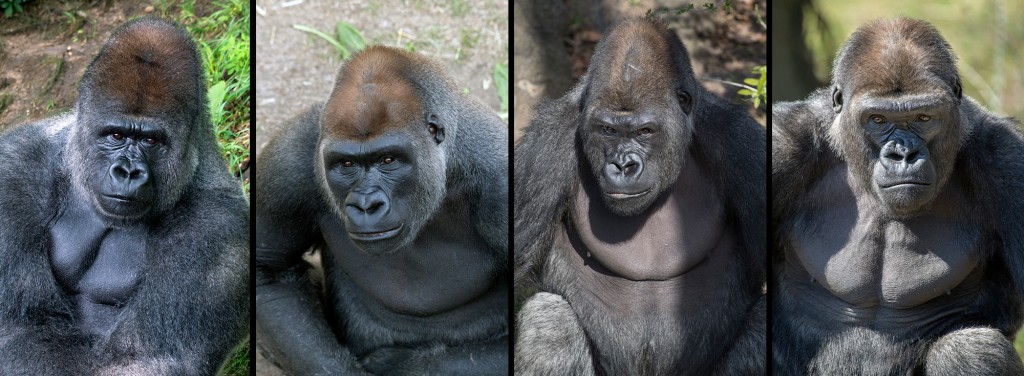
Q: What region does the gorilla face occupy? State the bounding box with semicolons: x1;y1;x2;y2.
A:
839;90;960;217
72;114;190;222
90;121;163;219
582;91;692;217
320;127;446;256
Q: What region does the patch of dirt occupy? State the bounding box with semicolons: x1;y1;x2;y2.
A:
0;1;159;129
254;0;509;156
253;2;508;374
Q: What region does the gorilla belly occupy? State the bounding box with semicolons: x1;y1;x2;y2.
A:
791;166;982;310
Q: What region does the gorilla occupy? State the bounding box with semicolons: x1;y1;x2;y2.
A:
772;17;1024;375
0;18;249;375
514;18;766;375
254;46;508;375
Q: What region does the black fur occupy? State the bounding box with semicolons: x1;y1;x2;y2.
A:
0;18;248;375
773;18;1024;375
514;18;765;375
254;47;508;375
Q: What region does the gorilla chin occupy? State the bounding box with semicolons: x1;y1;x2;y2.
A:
346;222;409;255
97;194;151;220
600;186;658;216
876;183;937;217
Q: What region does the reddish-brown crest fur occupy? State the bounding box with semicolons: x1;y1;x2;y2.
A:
89;20;199;116
835;17;958;98
595;19;676;112
321;46;424;140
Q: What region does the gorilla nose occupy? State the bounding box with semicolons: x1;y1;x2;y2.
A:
881;142;924;168
345;190;390;222
605;154;643;181
109;159;150;189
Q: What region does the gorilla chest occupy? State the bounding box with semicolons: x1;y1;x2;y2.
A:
49;204;147;336
568;173;726;281
790;170;981;308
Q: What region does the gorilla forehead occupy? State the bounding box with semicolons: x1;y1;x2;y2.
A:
322;46;424;141
833;17;959;97
586;18;684;109
84;18;201;117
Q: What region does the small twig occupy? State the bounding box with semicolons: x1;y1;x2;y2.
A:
700;76;755;91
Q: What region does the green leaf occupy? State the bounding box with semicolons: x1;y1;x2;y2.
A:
207;80;228;122
293;24;348;58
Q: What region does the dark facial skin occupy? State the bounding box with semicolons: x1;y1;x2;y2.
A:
89;118;168;220
582;92;692;217
321;132;419;255
834;87;960;218
859;97;948;215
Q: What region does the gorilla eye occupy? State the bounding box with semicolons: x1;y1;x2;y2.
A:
381;156;395;164
111;133;125;141
870;115;886;124
917;115;931;122
142;138;158;146
341;160;354;168
602;126;617;135
637;128;654;136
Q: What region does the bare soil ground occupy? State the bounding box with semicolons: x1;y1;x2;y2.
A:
254;0;509;155
0;1;161;129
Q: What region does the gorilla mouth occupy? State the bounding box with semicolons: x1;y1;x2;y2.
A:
605;189;652;199
879;182;931;189
103;194;140;203
348;224;403;242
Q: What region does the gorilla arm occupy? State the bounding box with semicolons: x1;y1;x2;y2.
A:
769;89;835;267
512;85;583;292
0;117;99;375
692;94;767;376
254;106;371;375
962;101;1024;303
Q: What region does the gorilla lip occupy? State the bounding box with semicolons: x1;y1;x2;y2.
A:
348;224;403;241
879;182;931;189
605;189;652;199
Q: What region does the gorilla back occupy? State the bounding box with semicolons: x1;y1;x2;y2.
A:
0;18;249;375
514;18;766;375
255;46;509;375
773;18;1024;375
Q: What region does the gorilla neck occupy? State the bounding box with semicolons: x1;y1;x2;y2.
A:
49;187;148;339
569;152;726;281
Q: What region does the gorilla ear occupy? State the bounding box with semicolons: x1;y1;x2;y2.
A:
677;90;693;115
831;86;843;114
428;114;445;144
953;78;963;101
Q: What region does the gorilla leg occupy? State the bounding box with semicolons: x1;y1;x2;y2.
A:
713;296;766;376
515;292;594;376
925;327;1024;376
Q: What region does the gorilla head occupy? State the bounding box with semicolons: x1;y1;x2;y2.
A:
579;19;698;216
315;46;451;255
829;17;967;218
69;19;203;223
